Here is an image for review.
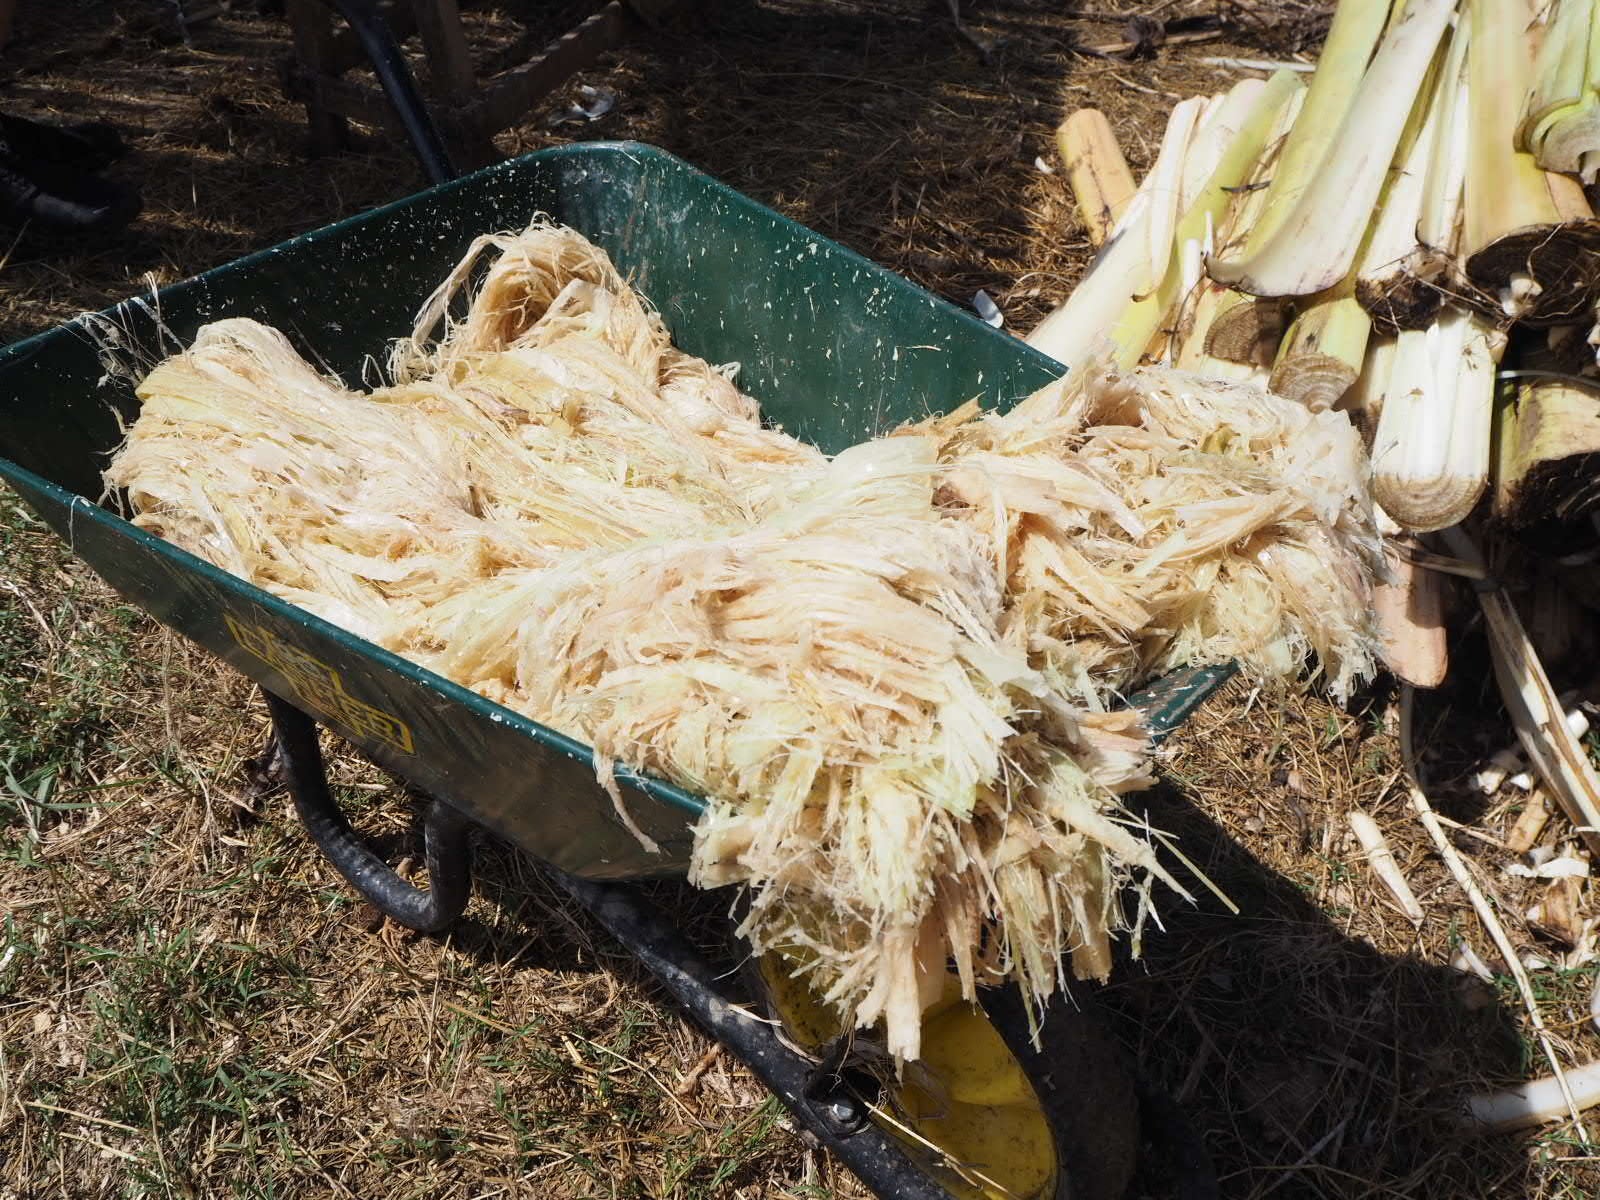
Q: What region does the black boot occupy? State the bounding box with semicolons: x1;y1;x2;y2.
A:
0;131;139;236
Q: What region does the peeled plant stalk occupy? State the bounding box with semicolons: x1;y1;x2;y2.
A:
1178;80;1267;212
1106;71;1305;368
1345;333;1395;436
1373;505;1448;687
1029;78;1290;369
1059;109;1138;248
1175;282;1273;382
1465;0;1554;251
1147;82;1270;302
1370;307;1500;531
1207;0;1456;298
1506;792;1552;852
1372;547;1448;686
1494;375;1600;527
1203;290;1289;368
1466;0;1600;324
1215;0;1392;256
1197;87;1307;368
1270;29;1448;403
1467;1059;1600;1132
1269;28;1447;407
1348;808;1425;923
1418;14;1469;252
1028;96;1208;364
1143;96;1210;292
1149;235;1209;364
107;220;1382;1066
1355;30;1453;334
1517;0;1600;182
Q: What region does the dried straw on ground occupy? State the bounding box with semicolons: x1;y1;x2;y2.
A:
106;222;1377;1061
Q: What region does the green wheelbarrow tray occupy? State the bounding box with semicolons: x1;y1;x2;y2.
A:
0;137;1230;1200
0;140;1232;882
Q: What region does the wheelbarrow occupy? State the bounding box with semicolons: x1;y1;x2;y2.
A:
0;6;1230;1196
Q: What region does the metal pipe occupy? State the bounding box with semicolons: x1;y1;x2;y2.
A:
265;689;471;932
320;0;457;186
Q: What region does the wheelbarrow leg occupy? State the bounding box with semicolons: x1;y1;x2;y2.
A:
261;688;472;933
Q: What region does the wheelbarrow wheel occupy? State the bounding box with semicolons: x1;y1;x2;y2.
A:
752;954;1140;1200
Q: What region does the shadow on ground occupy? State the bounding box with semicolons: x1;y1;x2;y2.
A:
337;762;1541;1199
1094;783;1537;1198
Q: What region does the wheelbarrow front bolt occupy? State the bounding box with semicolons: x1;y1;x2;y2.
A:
820;1093;868;1136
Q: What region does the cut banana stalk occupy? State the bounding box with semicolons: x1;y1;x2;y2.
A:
1495;374;1600;528
1355;26;1454;334
1349;808;1427;922
1373;504;1448;687
1194;86;1306;368
1270;281;1373;410
1465;0;1600;325
1518;0;1600;182
1179;84;1266;211
1142;96;1210;292
1418;13;1469;253
1344;333;1396;437
1174;282;1274;382
1370;307;1501;531
1207;0;1455;297
1217;0;1393;255
1028;96;1210;366
1107;71;1305;368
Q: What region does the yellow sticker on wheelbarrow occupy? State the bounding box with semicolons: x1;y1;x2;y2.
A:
226;615;415;755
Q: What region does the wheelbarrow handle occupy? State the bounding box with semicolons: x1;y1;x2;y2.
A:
318;0;459;186
263;689;471;932
547;869;959;1200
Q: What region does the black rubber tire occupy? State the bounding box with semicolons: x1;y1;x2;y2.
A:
982;985;1222;1200
977;981;1140;1200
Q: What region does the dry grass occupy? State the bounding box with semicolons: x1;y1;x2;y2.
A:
3;1;1600;1198
0;492;838;1198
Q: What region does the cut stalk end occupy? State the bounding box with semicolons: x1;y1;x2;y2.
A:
1495;375;1600;527
1060;109;1139;249
1371;312;1500;532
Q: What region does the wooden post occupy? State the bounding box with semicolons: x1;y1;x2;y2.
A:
286;0;351;155
410;0;476;100
410;0;498;165
283;0;657;163
465;2;628;140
